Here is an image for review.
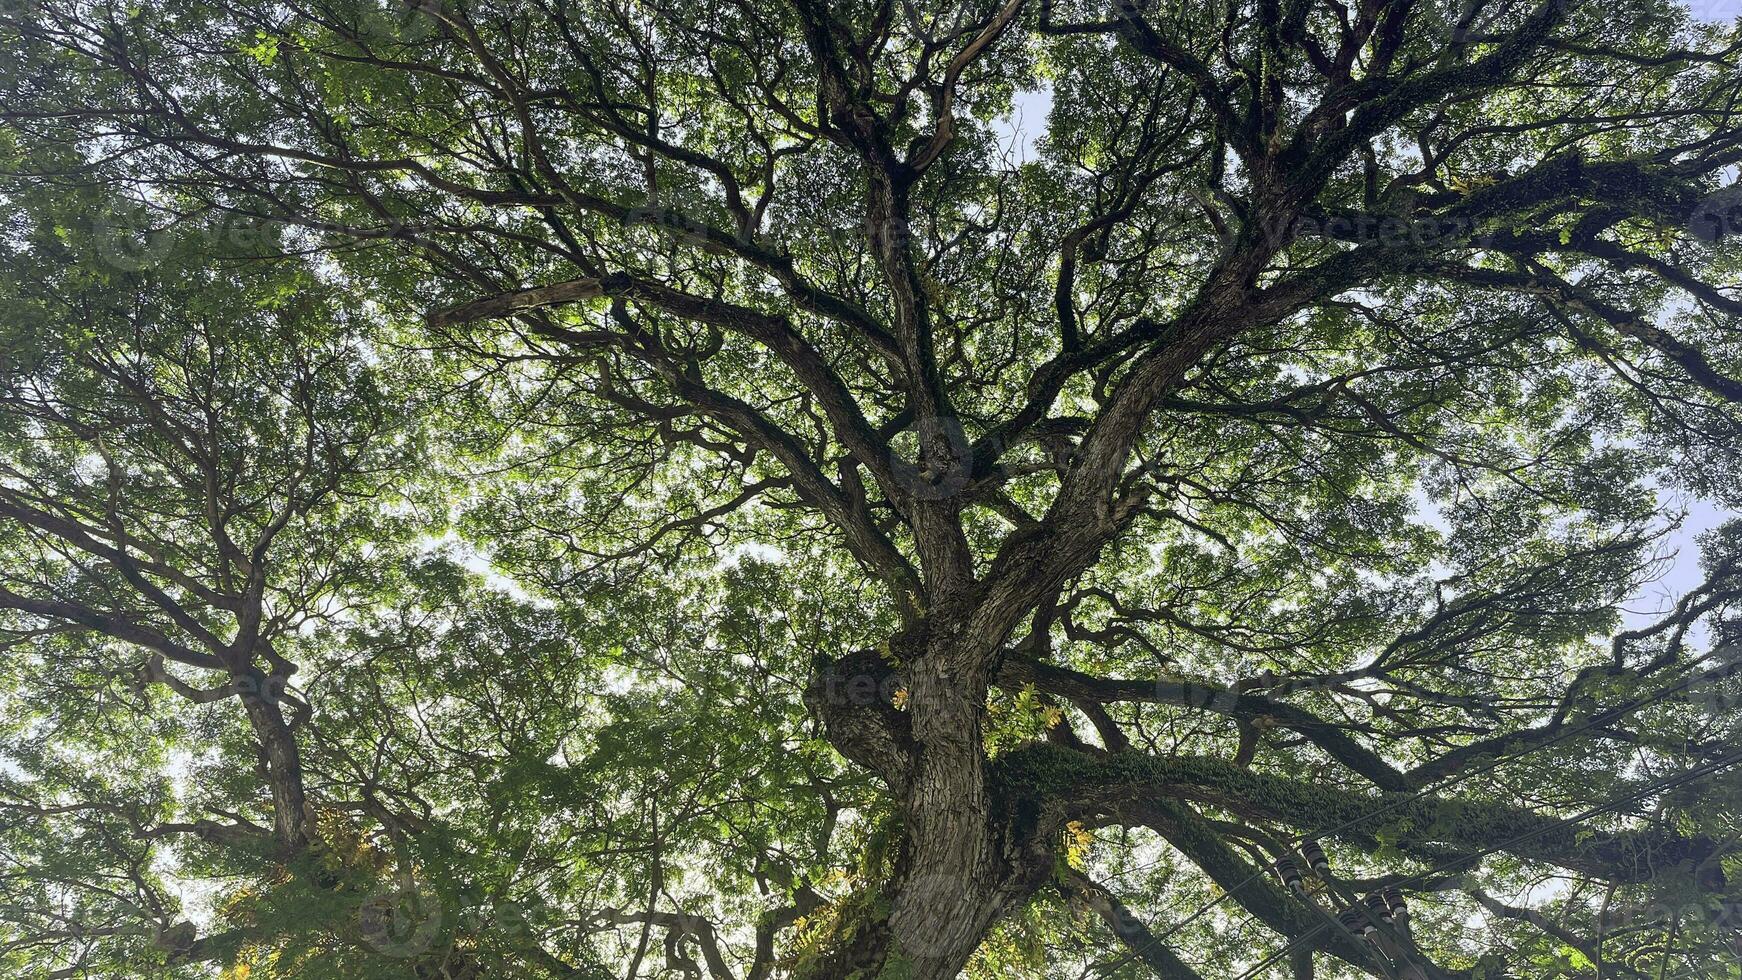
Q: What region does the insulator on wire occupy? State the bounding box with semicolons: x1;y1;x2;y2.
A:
1364;892;1394;922
1338;906;1376;937
1300;839;1329;872
1383;887;1407;915
1275;857;1305;891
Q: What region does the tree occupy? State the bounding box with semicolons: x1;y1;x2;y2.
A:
2;0;1742;976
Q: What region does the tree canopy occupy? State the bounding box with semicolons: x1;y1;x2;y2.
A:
3;0;1742;977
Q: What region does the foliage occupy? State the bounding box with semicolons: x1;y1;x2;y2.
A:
1;0;1742;977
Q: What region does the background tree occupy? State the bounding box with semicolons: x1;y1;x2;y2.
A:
4;0;1742;977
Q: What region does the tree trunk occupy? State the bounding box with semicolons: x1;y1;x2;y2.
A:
236;672;311;854
884;657;1002;978
802;634;1057;977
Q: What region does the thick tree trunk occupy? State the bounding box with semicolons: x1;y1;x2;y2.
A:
885;657;1002;978
809;639;1056;978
